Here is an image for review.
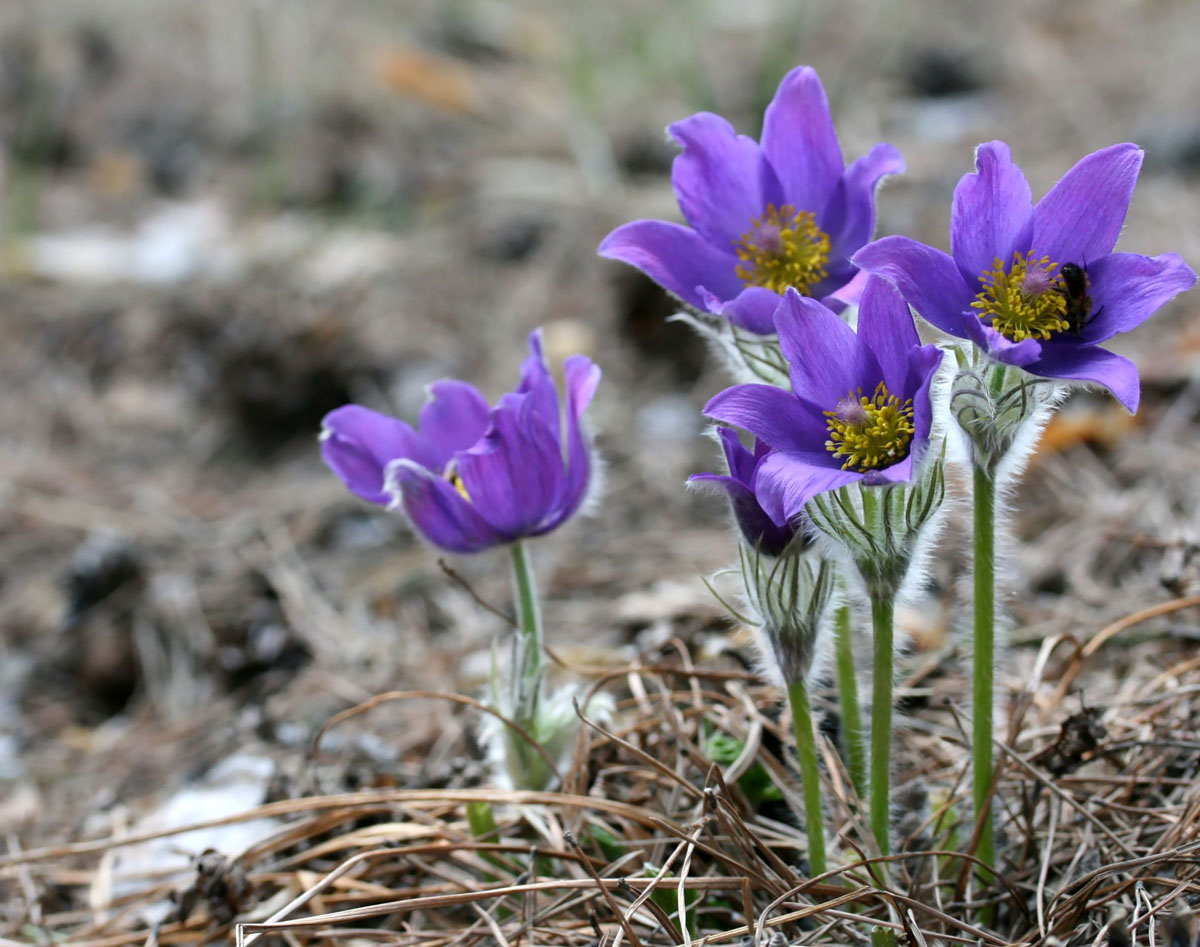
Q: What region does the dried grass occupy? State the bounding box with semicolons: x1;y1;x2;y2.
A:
5;606;1200;947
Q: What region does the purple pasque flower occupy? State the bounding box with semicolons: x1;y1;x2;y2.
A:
320;331;600;554
690;428;798;557
853;141;1197;413
704;279;943;525
598;66;903;334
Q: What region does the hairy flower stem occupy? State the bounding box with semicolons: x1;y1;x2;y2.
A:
787;680;827;877
510;540;544;689
972;466;997;885
504;539;555;789
834;600;867;798
869;594;894;871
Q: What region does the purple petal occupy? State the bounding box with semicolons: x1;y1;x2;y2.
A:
1025;343;1141;413
668;112;782;246
760;66;844;215
950;141;1034;285
1083;252;1197;343
387;460;507;554
598;219;743;310
417;380;492;467
774;289;881;407
321;405;429;506
961;316;1043;367
544;353;601;533
716;426;756;484
853;236;974;337
822;142;905;261
866;453;915;485
690;471;795;554
821;267;869;311
755;452;861;525
711;285;785;334
857;276;920;396
1032;143;1143;266
456;396;566;537
905;344;945;460
704;383;829;455
514;330;559;436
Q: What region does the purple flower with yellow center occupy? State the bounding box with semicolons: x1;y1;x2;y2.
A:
597;66;904;334
690;429;798;557
853;141;1197;412
320;331;600;554
704;279;943;524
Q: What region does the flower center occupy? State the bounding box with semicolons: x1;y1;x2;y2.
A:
824;381;915;473
443;461;471;501
734;204;831;296
971;251;1070;342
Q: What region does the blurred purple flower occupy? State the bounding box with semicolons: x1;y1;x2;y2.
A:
854;141;1196;412
704;279;942;524
321;331;600;553
598;66;903;334
690;428;798;557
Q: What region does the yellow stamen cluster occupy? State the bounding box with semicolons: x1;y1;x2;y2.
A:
824;381;915;473
734;204;831;295
971;251;1069;342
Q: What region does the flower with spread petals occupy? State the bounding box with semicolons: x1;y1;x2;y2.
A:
690;429;799;557
704;279;943;524
320;331;600;553
854;141;1196;413
598;66;904;334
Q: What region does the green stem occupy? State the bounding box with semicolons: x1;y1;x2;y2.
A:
505;540;553;789
834;600;867;798
869;594;894;865
787;680;826;878
509;540;544;686
972;465;996;883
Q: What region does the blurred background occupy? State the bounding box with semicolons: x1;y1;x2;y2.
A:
2;0;1199;858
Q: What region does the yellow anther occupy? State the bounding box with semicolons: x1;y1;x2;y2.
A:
823;381;915;473
971;251;1070;342
444;463;471;501
734;204;831;296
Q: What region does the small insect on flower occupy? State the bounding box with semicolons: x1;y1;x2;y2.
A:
854;140;1197;412
1056;262;1098;334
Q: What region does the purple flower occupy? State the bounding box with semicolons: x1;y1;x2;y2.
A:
690;428;798;557
598;66;904;334
704;279;943;524
853;141;1197;413
320;331;600;554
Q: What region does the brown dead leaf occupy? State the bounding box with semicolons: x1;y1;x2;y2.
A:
1032;403;1136;461
375;48;482;115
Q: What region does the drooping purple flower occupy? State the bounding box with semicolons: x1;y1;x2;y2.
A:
598;66;904;334
690;428;798;557
704;279;943;525
320;331;600;554
853;141;1197;413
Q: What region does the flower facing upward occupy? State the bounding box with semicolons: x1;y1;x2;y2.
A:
320;331;600;553
690;428;799;557
853;141;1197;412
704;279;943;525
598;66;904;334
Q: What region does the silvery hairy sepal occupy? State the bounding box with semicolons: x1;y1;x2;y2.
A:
949;354;1061;476
805;448;946;600
671;310;792;387
739;537;836;685
485;645;611;792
